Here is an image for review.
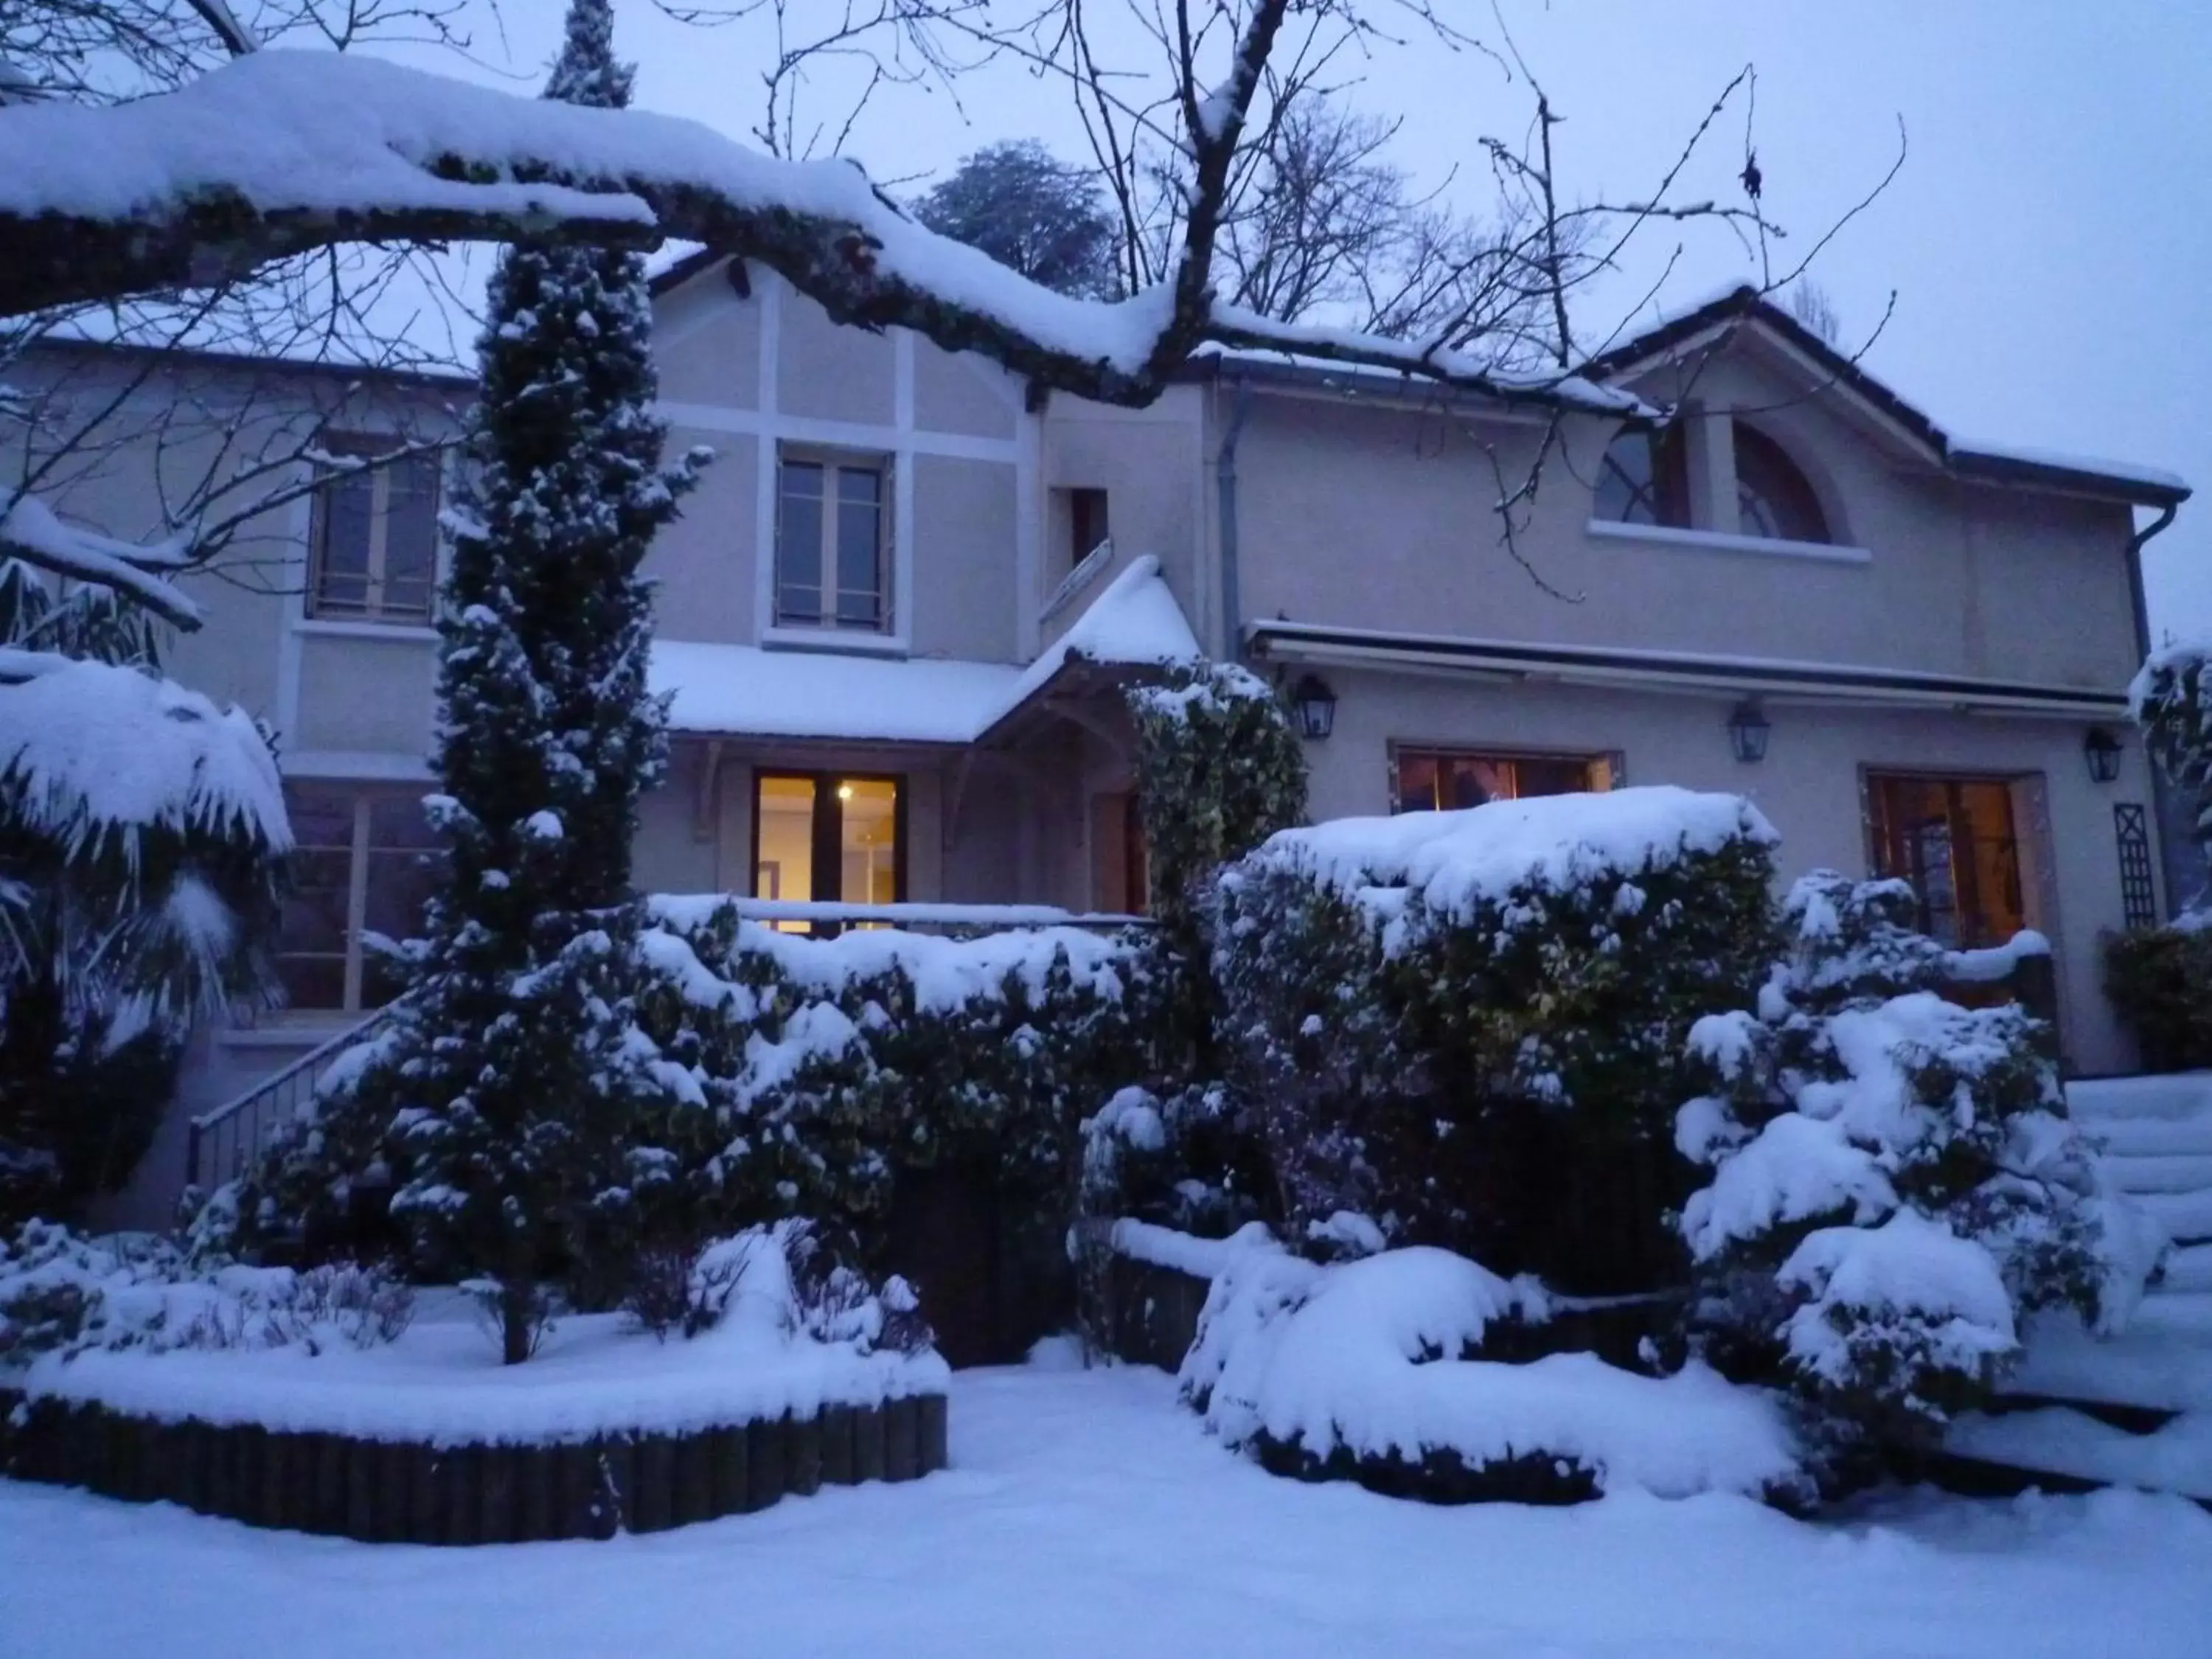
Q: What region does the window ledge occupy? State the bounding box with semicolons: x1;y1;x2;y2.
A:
1586;519;1872;566
759;627;910;658
294;617;438;642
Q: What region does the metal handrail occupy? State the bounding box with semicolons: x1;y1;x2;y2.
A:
186;1002;400;1191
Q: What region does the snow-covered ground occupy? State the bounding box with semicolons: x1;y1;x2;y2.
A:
6;1355;2210;1659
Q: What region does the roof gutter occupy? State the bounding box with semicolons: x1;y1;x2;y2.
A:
1214;371;1256;660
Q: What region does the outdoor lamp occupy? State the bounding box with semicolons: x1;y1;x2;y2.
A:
2084;726;2124;784
1727;700;1770;764
1292;674;1338;741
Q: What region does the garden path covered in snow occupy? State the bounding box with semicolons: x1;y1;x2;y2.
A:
7;1357;2211;1659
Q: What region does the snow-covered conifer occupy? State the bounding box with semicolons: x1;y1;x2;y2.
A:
1677;872;2157;1468
316;0;705;1363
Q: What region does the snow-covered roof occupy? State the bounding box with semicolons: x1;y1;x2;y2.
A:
1587;287;2191;507
992;555;1203;724
648;554;1199;746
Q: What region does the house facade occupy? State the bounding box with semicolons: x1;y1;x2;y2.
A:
29;271;2187;1225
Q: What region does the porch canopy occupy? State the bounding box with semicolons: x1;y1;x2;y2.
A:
647;554;1201;751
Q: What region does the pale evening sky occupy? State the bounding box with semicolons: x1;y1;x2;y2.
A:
411;0;2212;641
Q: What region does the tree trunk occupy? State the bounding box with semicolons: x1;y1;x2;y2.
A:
501;1277;537;1366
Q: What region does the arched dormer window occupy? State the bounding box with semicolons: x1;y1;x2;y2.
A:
1594;424;1689;529
1733;422;1830;543
1594;418;1833;544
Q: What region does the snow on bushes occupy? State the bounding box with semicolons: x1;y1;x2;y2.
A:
1211;786;1778;1288
246;903;1152;1316
0;1220;411;1363
2130;638;2212;862
1177;1235;1806;1506
8;1220;947;1446
1677;872;2163;1464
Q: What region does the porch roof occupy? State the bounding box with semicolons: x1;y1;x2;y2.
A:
647;554;1200;748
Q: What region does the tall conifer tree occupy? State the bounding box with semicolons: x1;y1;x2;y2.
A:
356;0;704;1362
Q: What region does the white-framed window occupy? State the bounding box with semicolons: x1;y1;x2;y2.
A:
275;784;443;1012
307;434;441;625
775;447;889;632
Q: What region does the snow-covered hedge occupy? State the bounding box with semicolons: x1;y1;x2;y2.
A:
1211;786;1778;1287
247;904;1154;1307
1677;873;2166;1471
1177;1234;1807;1506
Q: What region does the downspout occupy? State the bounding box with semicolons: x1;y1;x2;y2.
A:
2125;502;2177;659
2125;501;2188;917
1214;372;1255;661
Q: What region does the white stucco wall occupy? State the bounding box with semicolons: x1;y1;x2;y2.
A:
1301;667;2155;1074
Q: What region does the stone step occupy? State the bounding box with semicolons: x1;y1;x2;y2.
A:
2067;1072;2212;1123
2103;1153;2212;1194
1945;1406;2212;1504
2089;1114;2212;1159
2161;1243;2212;1295
2006;1307;2212;1416
2138;1188;2212;1244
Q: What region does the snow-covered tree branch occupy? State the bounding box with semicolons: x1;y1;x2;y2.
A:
0;44;1640;412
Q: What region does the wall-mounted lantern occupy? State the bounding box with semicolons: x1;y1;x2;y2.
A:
1726;700;1770;764
2084;726;2124;785
1292;674;1338;741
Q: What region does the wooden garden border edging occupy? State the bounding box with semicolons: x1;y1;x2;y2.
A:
0;1385;947;1543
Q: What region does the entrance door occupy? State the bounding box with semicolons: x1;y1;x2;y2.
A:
1865;773;2028;947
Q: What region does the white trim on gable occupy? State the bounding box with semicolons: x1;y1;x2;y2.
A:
1604;316;1944;466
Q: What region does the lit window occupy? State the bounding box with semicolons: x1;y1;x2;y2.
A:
753;772;902;932
1867;773;2025;949
1394;750;1616;813
308;435;440;624
276;785;443;1011
776;451;888;631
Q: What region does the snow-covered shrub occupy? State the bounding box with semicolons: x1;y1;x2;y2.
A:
1178;1236;1808;1506
2131;639;2212;866
0;1220;411;1364
1077;1081;1263;1237
680;1220;933;1357
2104;921;2212;1072
0;604;290;1229
1127;660;1307;929
1212;786;1778;1288
1677;872;2161;1466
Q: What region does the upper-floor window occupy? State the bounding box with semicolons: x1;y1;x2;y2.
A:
308;434;440;625
776;448;888;633
1594;418;1832;545
1733;422;1830;544
1067;487;1110;569
1595;425;1689;529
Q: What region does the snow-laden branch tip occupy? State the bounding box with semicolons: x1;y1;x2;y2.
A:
0;493;201;628
0;50;1641;417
